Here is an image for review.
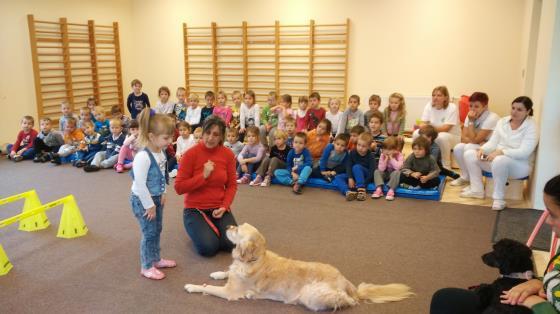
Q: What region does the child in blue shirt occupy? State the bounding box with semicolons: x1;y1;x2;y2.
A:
274;132;313;194
311;133;349;182
84;119;125;172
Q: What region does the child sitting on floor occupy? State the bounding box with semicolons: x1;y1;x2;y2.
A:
251;129;290;187
236;126;265;184
174;87;188;121
419;125;460;179
78;107;93;130
311;133;349;182
333;132;375;201
175;121;196;163
283;115;297;148
213;91;233;127
364;94;381;131
8;115;38;162
74;121;103;167
59;101;77;131
371;136;404;201
51;117;84;165
116;119;141;173
84;119;125;172
224;127;244;159
399;136;441;189
306;119;332;164
347;125;366;151
111;105;131;134
94;111;110;137
337;95;364;135
273;132;313;194
33;117;64;163
154;86;175;114
368;111;386;160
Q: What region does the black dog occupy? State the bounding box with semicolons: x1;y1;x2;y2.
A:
471;239;534;314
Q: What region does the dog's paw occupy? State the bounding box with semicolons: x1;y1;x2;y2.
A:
184;284;200;293
210;271;228;280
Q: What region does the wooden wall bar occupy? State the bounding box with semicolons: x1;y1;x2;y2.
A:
27;14;124;122
183;19;349;106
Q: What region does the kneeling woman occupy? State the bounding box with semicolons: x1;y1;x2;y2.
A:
175;116;238;257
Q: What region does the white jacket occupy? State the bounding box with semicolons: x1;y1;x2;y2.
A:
481;116;539;162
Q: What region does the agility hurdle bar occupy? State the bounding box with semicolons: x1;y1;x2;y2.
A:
0;193;88;275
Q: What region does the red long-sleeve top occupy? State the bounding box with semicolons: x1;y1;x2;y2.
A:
174;142;238;210
12;129;38;152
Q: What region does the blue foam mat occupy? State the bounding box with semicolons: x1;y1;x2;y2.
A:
266;175;447;201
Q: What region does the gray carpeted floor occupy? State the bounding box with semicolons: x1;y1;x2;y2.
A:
0;158;501;313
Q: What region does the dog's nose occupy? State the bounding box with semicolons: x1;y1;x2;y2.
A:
227;225;236;230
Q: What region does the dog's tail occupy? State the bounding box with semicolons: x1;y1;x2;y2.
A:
356;282;414;303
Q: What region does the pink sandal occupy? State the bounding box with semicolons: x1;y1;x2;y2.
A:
141;266;165;280
153;258;177;268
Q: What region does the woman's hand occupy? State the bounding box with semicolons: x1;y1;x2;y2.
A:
144;206;156;221
487;149;503;161
519;295;547;309
212;207;226;219
203;160;215;179
500;279;543;305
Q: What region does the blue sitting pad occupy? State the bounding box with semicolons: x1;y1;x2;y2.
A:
482;171;529;181
269;175;447;201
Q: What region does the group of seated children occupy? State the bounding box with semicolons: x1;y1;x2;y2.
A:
7;79;455;201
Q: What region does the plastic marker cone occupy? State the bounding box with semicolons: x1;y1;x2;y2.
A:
18;190;50;232
57;195;88;239
0;244;13;276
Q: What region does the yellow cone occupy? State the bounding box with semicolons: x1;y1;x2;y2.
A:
18;190;50;232
0;244;13;276
56;195;88;239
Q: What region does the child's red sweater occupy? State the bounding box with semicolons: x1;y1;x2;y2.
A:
12;129;38;152
174;142;237;210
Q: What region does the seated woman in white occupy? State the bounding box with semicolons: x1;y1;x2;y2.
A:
413;85;460;169
450;92;500;186
460;96;539;210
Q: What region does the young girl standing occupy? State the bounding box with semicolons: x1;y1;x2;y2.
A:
213;91;232;126
382;93;407;136
130;108;176;280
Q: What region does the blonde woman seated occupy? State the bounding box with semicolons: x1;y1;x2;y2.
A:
460;96;538;210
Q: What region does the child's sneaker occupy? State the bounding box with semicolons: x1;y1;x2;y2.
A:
153;258;177;268
115;163;124;173
13;155;23;162
356;189;367;201
140;267;165;280
450;177;469;186
492;199;507;211
260;175;271;187
385;189;395;201
124;163;133;170
250;175;263;186
169;169;178;178
371;187;383;199
345;191;357;201
236;175;250;184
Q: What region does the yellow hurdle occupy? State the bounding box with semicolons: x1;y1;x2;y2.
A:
0;190;50;231
0;244;13;276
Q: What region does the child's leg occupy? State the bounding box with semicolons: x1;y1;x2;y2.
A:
117;145;132;165
420;176;441;189
58;145;76;157
373;169;386;187
387;170;401;190
333;173;350;195
130;195;160;270
255;156;270;177
297;166;312;185
100;154;118;168
333;163;346;175
267;157;285;177
273;169;293;185
90;151;106;167
21;148;35;160
167;156;177;172
154;196;164;263
310;166;323;178
351;164;368;189
399;173;421;186
33;137;48;155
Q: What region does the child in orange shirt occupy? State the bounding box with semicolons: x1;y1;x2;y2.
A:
306;119;331;163
51;117;84;165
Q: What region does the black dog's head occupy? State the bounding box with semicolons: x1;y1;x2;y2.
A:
482;239;534;275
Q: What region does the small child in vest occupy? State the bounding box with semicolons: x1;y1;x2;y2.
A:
130;108;176;280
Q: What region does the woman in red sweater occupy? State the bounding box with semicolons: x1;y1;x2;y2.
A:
174;116;238;257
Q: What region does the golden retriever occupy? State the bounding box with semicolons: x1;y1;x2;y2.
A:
184;223;413;311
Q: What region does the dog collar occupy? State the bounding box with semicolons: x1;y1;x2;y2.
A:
499;271;534;280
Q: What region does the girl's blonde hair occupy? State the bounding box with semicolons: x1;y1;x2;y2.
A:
137;108;175;147
188;93;199;102
386;92;406;121
274;129;287;140
217;90;227;101
328;97;341;108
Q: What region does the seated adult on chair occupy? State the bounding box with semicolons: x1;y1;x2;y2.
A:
413;85;461;169
430;174;560;313
460;96;538;210
451;92;500;187
174;116;238;257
